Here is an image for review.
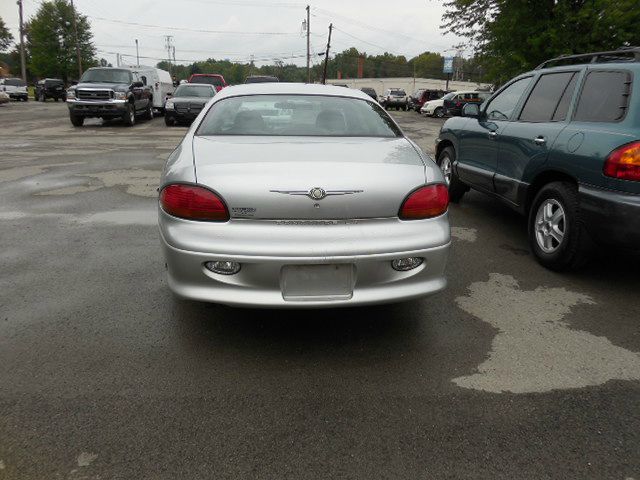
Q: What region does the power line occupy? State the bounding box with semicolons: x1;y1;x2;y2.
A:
87;15;301;36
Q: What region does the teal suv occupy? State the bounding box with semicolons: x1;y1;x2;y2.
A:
436;48;640;270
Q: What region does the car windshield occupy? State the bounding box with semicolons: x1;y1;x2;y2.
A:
80;69;132;84
5;78;26;87
197;94;402;137
191;76;223;87
442;92;456;100
174;85;214;97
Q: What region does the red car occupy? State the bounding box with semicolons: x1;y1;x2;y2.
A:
187;74;227;92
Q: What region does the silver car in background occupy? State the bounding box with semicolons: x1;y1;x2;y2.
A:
158;83;451;307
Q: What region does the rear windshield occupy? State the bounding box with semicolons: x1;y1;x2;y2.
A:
390;89;406;95
197;94;402;137
191;75;223;87
174;85;214;97
4;78;26;87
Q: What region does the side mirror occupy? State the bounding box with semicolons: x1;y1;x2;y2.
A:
165;92;173;97
131;81;144;89
462;103;480;118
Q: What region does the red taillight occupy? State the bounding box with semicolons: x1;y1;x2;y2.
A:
399;184;449;220
160;184;229;221
604;141;640;182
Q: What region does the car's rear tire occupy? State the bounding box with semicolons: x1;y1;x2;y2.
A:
436;146;467;203
434;107;444;118
164;115;175;127
528;182;591;271
122;103;136;126
69;113;84;127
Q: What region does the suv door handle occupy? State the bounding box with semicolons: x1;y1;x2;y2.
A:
488;131;498;139
534;136;546;145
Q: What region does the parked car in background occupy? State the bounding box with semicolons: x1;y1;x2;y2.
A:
158;83;450;307
164;83;216;126
421;92;456;118
188;73;227;92
0;91;9;104
381;88;407;110
443;90;491;116
360;87;377;100
35;78;66;102
435;47;640;270
0;78;28;101
66;67;154;127
244;75;279;83
409;89;449;112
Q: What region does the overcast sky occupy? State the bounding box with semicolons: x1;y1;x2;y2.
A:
1;0;464;67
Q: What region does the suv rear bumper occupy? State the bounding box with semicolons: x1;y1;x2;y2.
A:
579;184;640;248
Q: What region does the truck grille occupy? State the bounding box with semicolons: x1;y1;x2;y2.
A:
77;89;113;101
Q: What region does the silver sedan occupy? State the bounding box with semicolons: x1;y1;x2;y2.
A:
158;83;451;307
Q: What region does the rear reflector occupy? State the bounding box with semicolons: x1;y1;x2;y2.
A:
399;184;449;220
160;184;229;221
604;141;640;182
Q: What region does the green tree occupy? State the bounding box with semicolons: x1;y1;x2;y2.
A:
26;0;96;82
442;0;640;84
0;17;14;52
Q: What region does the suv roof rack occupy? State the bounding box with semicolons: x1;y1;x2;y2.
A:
535;47;640;70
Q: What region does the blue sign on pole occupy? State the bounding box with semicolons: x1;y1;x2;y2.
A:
443;57;454;74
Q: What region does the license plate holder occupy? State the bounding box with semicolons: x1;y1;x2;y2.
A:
281;264;354;301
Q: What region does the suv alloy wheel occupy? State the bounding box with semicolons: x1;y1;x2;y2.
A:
528;182;590;271
436;146;467;202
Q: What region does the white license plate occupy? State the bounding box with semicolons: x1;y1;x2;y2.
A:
281;264;354;301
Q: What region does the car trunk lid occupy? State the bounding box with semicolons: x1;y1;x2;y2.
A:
192;136;427;220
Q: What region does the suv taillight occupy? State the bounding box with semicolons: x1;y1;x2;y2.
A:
399;184;449;220
160;184;229;221
604;141;640;182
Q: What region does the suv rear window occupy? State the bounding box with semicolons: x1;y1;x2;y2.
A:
519;72;577;122
573;70;632;122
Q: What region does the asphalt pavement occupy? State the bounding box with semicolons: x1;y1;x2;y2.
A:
1;101;639;479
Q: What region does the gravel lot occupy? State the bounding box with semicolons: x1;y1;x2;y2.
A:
1;100;639;479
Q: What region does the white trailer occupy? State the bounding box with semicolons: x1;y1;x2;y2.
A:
128;65;174;112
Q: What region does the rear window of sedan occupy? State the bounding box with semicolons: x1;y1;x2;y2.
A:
196;94;402;137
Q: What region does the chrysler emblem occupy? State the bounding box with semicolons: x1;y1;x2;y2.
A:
270;187;363;200
309;187;326;200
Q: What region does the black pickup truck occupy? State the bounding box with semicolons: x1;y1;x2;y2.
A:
66;67;153;127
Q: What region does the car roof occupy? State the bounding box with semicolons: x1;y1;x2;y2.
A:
212;82;374;102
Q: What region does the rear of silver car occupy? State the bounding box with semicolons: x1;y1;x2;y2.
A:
158;87;450;307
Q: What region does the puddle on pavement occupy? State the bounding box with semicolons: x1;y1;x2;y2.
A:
453;273;640;393
36;168;161;197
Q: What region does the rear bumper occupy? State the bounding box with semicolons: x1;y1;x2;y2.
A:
159;213;450;308
8;92;28;100
166;111;199;122
579;184;640;248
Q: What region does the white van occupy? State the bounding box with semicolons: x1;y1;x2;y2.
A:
127;66;174;112
0;77;28;101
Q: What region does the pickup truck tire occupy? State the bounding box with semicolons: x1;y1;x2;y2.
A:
143;101;153;120
437;146;467;203
164;116;175;127
69;113;84;127
528;181;591;271
122;103;136;126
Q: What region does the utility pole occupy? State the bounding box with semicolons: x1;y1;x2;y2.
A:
321;23;332;85
17;0;26;82
305;5;310;83
69;0;82;79
135;39;139;67
164;35;173;74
